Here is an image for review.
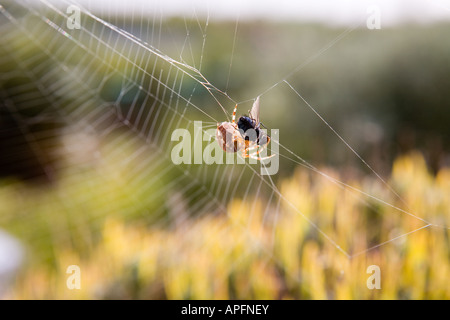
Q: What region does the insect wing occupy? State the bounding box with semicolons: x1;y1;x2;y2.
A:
249;96;260;125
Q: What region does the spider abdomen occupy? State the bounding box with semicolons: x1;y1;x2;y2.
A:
216;122;244;153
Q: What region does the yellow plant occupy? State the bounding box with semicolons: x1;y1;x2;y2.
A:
5;152;450;299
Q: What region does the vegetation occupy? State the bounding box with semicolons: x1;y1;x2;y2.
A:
4;152;449;299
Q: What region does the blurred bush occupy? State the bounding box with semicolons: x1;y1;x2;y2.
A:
4;152;449;299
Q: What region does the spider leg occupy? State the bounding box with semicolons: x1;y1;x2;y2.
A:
232;104;238;124
240;140;256;159
245;141;258;152
241;146;250;158
239;136;275;161
251;148;275;159
248;138;275;161
241;140;258;158
250;135;271;155
242;144;275;161
254;144;267;155
248;152;275;161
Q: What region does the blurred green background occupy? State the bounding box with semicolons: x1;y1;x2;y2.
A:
0;1;449;299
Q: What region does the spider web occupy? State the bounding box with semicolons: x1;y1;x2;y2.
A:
0;0;449;297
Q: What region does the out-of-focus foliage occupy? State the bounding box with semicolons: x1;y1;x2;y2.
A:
4;152;449;299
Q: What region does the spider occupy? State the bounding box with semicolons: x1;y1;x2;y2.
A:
216;96;274;161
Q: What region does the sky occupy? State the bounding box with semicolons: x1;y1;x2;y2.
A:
68;0;450;26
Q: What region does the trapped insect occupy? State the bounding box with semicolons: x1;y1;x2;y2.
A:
216;96;274;161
